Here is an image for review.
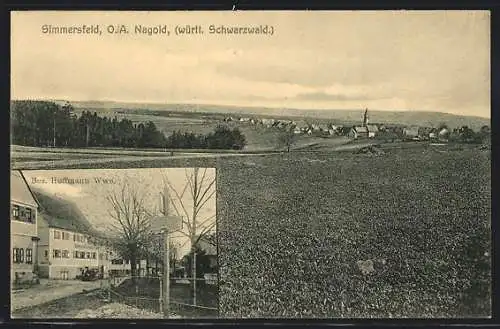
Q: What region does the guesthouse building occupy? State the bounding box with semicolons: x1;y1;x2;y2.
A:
11;170;40;284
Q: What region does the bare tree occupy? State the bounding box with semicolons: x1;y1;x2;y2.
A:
161;167;216;305
105;178;152;284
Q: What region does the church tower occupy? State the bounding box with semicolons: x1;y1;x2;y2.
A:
362;108;369;127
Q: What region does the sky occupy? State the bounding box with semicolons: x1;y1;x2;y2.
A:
22;168;216;257
11;11;490;118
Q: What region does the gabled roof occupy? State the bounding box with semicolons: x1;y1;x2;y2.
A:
404;126;420;134
366;125;379;132
353;126;368;133
11;170;39;208
33;188;105;238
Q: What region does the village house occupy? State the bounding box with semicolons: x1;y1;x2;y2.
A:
32;189;107;280
37;216;102;280
197;237;217;272
428;128;438;140
417;127;433;140
261;118;275;127
11;170;40;284
403;126;420;140
438;127;450;141
366;125;379;138
348;126;369;139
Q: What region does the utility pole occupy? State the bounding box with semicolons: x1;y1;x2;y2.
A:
53;110;56;147
162;227;170;318
161;189;170;318
193;246;197;306
86;123;90;147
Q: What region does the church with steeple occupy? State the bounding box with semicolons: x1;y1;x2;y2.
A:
348;108;378;139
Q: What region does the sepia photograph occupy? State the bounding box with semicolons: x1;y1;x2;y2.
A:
10;168;217;319
10;10;491;319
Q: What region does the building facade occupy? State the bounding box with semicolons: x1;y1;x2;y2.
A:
37;217;104;279
11;171;40;284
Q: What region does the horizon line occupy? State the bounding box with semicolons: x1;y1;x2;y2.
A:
10;97;491;119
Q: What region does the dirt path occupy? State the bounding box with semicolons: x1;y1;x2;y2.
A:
11;279;103;311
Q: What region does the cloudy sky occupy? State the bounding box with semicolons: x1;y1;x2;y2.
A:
22;168;216;257
11;11;490;118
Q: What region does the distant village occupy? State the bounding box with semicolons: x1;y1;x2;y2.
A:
223;108;488;143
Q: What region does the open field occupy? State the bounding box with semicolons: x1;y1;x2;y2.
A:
217;145;491;318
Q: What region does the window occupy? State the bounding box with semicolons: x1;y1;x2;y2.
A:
53;249;61;258
86;252;91;259
62;250;70;258
62;232;70;240
92;252;96;259
44;250;48;258
19;248;24;263
13;248;19;263
25;208;32;222
12;205;20;218
111;259;123;265
54;230;61;239
74;251;86;259
73;234;76;241
11;205;35;223
26;248;33;264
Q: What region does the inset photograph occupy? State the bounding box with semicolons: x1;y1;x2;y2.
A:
10;168;217;319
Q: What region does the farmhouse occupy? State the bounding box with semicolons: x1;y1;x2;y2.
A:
418;127;434;140
348;126;369;139
429;129;438;140
438;127;450;141
403;126;420;139
11;170;40;284
366;125;379;138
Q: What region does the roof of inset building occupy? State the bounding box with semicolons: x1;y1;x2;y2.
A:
11;170;38;207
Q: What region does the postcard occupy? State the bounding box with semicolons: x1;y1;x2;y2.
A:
10;10;491;319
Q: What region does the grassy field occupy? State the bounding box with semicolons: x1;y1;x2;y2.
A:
217;144;491;318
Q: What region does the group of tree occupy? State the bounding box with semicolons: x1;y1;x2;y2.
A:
11;100;166;148
166;125;247;150
11;100;247;150
438;124;491;144
105;168;216;307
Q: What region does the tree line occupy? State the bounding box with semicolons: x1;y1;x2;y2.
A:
166;125;246;150
11;100;246;150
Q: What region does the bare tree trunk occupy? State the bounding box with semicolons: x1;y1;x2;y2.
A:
193;249;197;306
131;257;137;285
